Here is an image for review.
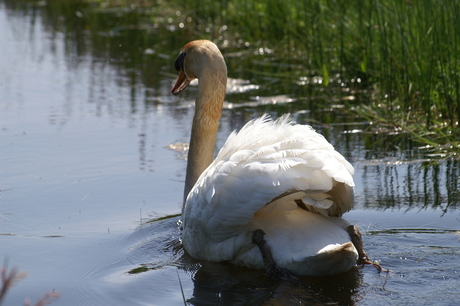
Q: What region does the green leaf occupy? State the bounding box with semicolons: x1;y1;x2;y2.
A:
321;64;329;86
360;56;367;73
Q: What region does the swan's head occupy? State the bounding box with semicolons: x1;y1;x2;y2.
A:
171;40;227;95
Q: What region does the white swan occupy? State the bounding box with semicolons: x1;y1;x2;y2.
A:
171;40;375;277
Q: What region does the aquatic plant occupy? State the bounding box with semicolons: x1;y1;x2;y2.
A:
11;0;460;156
178;0;460;156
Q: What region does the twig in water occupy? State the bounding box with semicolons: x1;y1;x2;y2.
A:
176;269;187;305
1;261;60;306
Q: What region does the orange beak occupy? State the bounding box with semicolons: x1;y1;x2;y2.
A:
171;69;190;95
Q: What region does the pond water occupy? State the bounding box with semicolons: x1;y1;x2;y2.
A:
1;1;459;305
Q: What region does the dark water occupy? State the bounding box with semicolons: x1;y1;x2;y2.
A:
1;1;459;305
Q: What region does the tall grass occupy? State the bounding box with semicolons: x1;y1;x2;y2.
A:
16;0;459;155
179;0;460;155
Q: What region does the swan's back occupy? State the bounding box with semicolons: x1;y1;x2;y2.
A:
182;114;356;274
214;114;354;217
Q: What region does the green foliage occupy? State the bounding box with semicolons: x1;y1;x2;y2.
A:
178;0;460;156
14;0;460;156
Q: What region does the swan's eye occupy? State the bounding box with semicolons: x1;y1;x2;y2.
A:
174;52;186;71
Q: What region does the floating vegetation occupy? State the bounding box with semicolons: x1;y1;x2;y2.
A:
352;101;460;158
368;228;460;235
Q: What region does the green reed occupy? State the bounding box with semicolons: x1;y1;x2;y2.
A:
15;0;459;155
38;0;460;128
179;0;459;155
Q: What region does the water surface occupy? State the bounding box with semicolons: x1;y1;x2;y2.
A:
1;2;459;305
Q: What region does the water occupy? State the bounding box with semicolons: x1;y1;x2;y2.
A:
1;1;459;305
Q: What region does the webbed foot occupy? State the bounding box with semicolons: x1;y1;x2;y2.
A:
252;229;297;280
346;225;389;273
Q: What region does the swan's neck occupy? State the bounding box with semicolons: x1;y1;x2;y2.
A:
184;70;227;203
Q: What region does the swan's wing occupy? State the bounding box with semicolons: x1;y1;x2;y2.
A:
183;115;354;243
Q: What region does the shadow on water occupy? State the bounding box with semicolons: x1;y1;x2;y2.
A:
121;215;366;305
119;214;460;305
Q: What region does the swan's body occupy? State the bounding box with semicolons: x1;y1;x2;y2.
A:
172;40;360;276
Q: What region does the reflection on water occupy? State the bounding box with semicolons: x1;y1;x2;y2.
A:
187;261;361;305
95;213;460;305
111;216;365;305
358;160;459;214
1;1;459;305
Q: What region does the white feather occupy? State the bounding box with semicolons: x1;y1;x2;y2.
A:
182;115;358;275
